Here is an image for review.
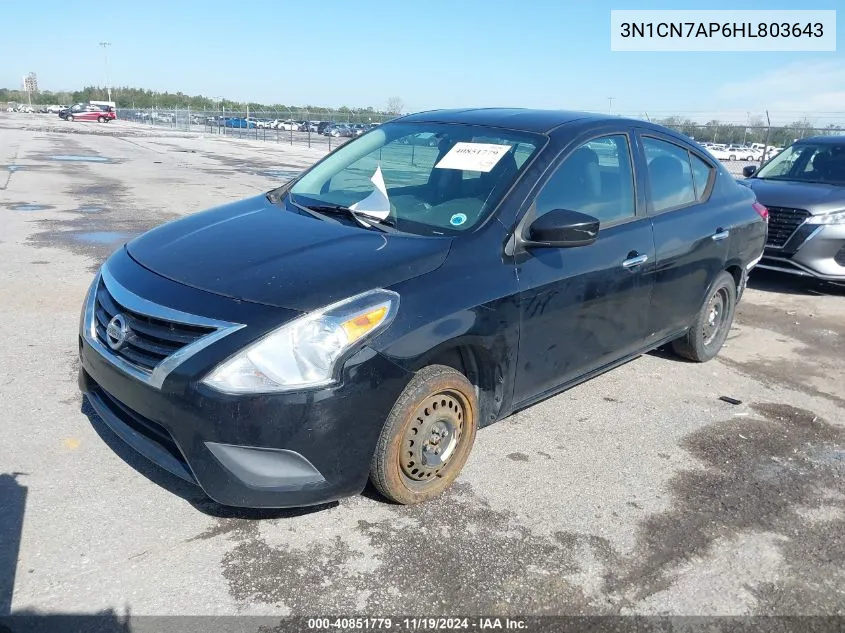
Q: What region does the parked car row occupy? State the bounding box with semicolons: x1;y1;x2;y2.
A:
5;104;102;114
323;122;379;137
701;142;784;162
200;117;381;136
133;111;175;123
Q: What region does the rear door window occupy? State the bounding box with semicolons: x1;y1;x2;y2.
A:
642;137;697;213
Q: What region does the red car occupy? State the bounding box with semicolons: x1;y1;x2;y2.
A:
59;103;116;123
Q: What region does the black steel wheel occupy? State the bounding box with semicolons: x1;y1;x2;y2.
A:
671;271;737;362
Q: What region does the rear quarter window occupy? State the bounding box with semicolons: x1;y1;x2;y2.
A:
642;136;708;213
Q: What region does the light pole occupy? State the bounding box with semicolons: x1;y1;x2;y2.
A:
608;97;615;114
99;42;112;102
744;111;750;144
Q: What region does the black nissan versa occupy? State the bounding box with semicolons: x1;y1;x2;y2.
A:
79;108;768;508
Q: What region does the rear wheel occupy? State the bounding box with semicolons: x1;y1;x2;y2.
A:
370;365;478;505
671;271;737;362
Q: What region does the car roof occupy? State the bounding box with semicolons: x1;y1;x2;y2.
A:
794;135;845;144
396;108;608;133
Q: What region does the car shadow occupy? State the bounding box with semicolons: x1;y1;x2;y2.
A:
0;472;132;633
0;473;26;617
646;345;694;363
80;398;337;520
747;269;845;296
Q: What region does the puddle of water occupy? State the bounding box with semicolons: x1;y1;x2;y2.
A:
77;205;104;213
259;169;299;179
71;231;132;245
11;204;50;212
49;155;110;163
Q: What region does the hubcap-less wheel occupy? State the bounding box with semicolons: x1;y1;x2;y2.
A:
702;288;727;345
402;391;466;481
670;270;737;363
370;364;478;505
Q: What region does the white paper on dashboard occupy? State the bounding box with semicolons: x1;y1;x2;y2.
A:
434;142;512;172
349;165;390;220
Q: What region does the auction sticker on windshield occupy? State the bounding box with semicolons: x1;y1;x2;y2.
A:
434;142;512;172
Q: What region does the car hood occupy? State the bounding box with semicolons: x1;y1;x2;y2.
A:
127;194;452;312
742;178;845;214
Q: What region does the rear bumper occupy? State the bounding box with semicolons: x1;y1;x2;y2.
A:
79;335;412;508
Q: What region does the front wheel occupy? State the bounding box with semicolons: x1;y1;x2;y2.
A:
370;365;478;505
671;271;737;362
66;114;74;122
97;116;106;123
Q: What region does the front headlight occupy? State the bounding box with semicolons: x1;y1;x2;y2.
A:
805;210;845;226
201;289;399;394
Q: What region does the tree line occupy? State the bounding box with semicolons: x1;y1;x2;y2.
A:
0;85;398;117
652;115;844;148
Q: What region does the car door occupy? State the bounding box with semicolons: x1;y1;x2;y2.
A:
636;131;730;339
511;130;656;406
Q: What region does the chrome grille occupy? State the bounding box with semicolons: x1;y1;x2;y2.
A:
94;278;215;372
765;206;810;248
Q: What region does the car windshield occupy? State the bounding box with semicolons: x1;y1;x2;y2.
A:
755;141;845;185
288;121;543;236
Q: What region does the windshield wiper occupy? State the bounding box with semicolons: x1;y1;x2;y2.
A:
300;203;398;233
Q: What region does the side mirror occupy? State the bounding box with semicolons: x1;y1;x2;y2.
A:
742;165;757;178
527;209;600;248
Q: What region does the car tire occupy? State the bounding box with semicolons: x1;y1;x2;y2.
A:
370;364;478;505
97;116;106;123
66;115;74;122
729;154;736;161
671;271;737;363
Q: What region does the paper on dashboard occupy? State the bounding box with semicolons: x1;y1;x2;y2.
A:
349;165;390;220
434;142;512;172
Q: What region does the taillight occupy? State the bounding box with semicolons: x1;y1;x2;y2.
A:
752;201;769;222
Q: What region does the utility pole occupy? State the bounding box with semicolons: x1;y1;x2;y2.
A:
608;97;615;114
99;42;112;102
761;110;772;163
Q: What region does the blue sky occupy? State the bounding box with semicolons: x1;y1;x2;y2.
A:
1;0;842;123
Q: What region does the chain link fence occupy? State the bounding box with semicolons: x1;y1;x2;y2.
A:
116;108;397;151
110;108;845;174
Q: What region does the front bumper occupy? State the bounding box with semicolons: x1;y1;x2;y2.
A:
79;339;411;508
78;254;413;508
759;223;845;281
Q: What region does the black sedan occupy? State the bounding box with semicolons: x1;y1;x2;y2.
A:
78;108;768;508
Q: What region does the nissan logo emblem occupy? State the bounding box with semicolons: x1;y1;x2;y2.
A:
105;314;130;351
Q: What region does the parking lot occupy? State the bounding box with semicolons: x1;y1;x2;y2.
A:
1;112;843;618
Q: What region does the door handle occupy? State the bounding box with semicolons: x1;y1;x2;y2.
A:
622;253;648;269
712;229;730;241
